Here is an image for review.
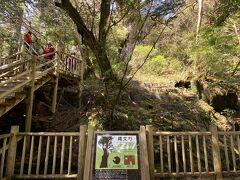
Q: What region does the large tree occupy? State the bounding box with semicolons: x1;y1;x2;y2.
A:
55;0;114;80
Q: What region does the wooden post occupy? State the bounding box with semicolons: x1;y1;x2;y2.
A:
25;56;36;133
19;41;26;72
146;125;154;180
209;125;222;180
51;52;59;113
83;125;95;180
6;126;19;179
139;126;150;180
19;41;25;60
77;125;87;180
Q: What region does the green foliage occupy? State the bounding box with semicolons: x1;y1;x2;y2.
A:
210;0;240;26
221;108;237;117
131;45;182;77
131;45;156;69
107;24;128;75
188;27;239;77
144;55;181;75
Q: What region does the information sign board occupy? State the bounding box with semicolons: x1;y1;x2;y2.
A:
93;134;141;180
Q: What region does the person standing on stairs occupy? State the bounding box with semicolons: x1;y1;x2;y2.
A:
66;52;76;73
42;42;55;70
23;31;39;55
23;31;33;49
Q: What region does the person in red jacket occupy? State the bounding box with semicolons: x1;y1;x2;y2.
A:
43;42;55;59
42;42;55;70
23;31;32;49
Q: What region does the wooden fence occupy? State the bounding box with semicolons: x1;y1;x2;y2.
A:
0;125;240;179
146;125;240;180
0;125;87;180
59;51;84;80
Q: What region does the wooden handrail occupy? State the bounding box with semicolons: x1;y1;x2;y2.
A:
153;131;212;136
0;59;30;73
59;51;83;63
0;69;31;87
0;136;22;155
35;59;56;70
18;132;80;136
218;131;240;135
0;52;22;61
0;134;12;139
36;51;56;59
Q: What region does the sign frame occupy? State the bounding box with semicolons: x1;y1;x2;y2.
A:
92;132;141;180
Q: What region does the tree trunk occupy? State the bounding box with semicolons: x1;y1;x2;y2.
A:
93;44;114;80
100;148;109;168
196;0;203;42
118;0;142;63
120;27;139;63
231;23;240;76
55;0;114;81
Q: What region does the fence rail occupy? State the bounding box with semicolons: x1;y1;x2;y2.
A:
58;51;84;79
146;125;240;179
15;133;80;178
218;131;240;175
0;134;12;179
0;125;240;179
0;125;87;180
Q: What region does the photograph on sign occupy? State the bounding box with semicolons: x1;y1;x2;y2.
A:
95;134;138;170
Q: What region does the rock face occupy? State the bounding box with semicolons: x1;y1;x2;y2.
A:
211;92;238;112
194;79;238;112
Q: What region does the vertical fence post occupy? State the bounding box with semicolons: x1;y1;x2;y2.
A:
78;125;87;180
209;125;222;180
20;43;26;71
6;126;19;179
25;55;36;133
146;125;154;180
51;49;59;114
83;126;95;180
140;126;150;180
19;41;25;66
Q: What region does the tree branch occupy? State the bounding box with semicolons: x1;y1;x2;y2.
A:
55;0;95;47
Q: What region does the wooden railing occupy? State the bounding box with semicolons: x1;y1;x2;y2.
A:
0;51;57;98
15;132;81;179
0;45;85;118
146;125;240;179
218;131;240;175
0;133;12;180
0;125;239;179
58;51;84;79
0;125;87;180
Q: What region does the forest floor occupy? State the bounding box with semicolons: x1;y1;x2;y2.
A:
0;74;238;133
31;75;237;132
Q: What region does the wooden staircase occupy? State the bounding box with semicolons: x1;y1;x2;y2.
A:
0;46;85;132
